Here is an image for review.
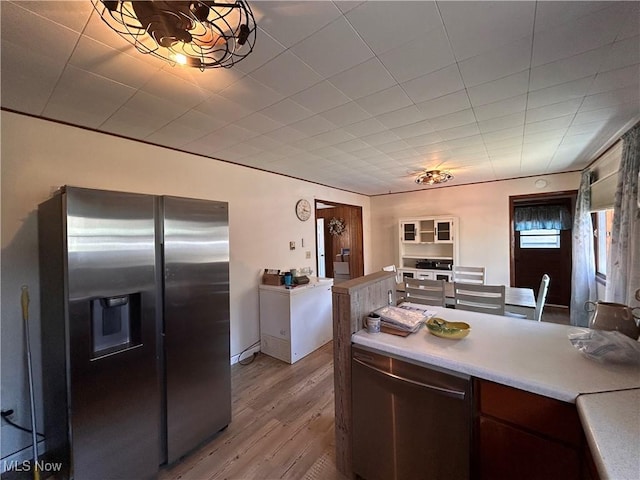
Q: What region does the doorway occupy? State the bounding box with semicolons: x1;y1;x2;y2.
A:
316;218;326;278
315;200;364;281
510;191;577;306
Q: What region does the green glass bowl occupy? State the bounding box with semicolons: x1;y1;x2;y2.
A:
426;317;471;339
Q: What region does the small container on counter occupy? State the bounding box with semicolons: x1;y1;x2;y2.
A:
365;313;381;334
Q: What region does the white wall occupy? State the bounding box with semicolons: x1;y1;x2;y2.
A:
0;110;584;460
0;111;371;458
369;172;581;286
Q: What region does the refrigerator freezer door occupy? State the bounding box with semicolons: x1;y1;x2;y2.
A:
64;187;160;479
162;196;231;463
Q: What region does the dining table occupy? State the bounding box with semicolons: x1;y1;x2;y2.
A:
397;281;537;319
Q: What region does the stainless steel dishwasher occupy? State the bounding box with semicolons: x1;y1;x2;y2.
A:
352;346;472;480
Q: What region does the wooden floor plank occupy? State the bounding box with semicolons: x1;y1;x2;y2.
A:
159;342;346;480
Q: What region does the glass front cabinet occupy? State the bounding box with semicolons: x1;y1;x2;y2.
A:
400;221;419;243
435;219;454;243
401;218;455;244
398;216;459;280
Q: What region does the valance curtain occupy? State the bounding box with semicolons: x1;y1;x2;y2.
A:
570;171;597;327
606;122;640;306
514;205;572;231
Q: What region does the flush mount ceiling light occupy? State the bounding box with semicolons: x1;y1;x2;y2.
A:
92;1;256;70
415;170;453;185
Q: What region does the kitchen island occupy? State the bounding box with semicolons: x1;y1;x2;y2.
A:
352;306;640;479
353;306;639;402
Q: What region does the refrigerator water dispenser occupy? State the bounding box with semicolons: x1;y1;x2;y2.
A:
91;293;141;357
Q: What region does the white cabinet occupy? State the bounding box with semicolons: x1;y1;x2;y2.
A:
398;216;458;281
399;269;434;280
401;218;455;244
398;269;453;282
259;278;333;364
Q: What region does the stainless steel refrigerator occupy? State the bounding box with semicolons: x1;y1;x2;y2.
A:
38;186;230;479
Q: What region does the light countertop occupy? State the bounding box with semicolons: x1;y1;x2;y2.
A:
577;389;640;480
353;306;639;402
351;306;640;480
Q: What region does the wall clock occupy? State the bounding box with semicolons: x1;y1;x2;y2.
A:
295;199;311;221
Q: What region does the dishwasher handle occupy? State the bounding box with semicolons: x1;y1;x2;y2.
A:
353;357;467;400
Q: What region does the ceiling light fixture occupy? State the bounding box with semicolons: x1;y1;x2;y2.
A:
415;170;453;185
92;1;257;70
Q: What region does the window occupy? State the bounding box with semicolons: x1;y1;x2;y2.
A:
592;209;614;277
514;205;571;231
519;229;561;248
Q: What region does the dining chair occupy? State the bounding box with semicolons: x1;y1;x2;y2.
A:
453;282;505;315
452;266;486;284
404;278;446;307
505;274;550;322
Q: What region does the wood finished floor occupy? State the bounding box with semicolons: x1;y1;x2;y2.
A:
6;310;569;480
541;305;571;325
160;308;570;480
159;341;346;480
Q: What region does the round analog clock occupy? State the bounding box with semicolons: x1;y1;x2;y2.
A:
295;199;312;221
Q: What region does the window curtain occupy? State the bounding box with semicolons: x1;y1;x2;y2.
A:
570;170;597;327
606;123;640;306
514;205;572;231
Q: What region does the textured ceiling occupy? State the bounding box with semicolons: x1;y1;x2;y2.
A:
1;1;639;195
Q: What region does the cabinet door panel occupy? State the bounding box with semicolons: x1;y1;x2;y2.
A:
478;380;582;446
417;271;435;280
401;222;419;242
435;220;453;242
478;417;580;480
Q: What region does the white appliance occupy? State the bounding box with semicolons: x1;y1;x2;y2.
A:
259;278;333;363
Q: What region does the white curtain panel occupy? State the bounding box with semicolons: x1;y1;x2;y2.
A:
606;123;640;307
571;170;597;327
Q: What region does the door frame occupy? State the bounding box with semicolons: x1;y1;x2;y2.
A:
314;200;364;280
509;190;577;294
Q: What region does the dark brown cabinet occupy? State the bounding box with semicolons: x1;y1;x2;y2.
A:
474;379;596;480
478;416;581;479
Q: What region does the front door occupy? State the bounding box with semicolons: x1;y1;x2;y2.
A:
511;193;576;306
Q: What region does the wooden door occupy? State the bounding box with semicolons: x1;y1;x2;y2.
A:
315;201;364;280
510;193;576;307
